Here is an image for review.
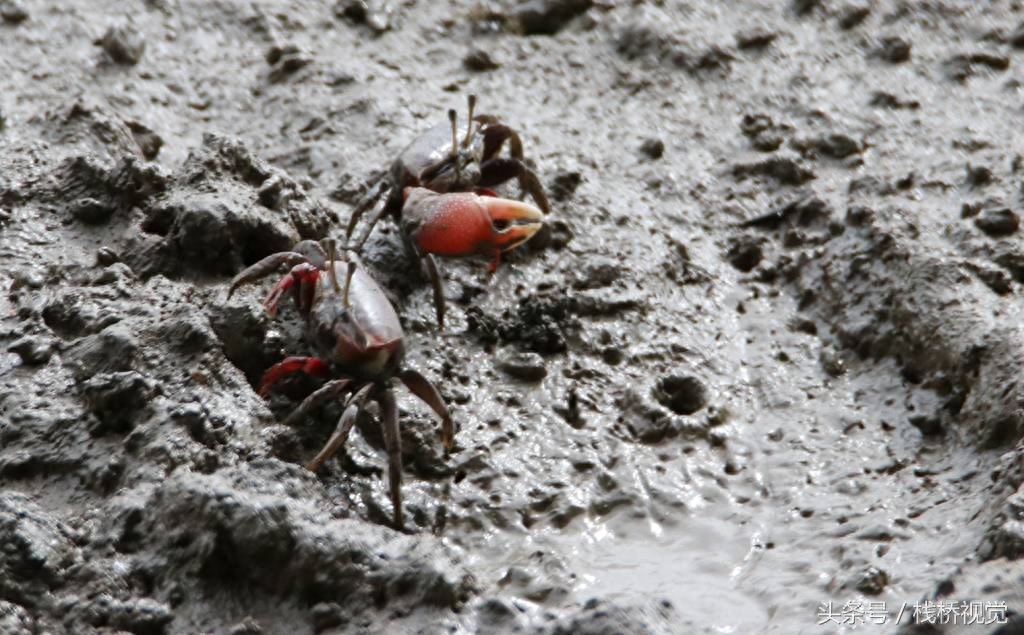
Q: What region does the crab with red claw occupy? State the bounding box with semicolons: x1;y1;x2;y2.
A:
345;95;548;328
227;238;453;529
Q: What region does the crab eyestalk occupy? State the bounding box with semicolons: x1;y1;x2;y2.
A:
324;238;341;294
450;108;462;182
402;187;544;272
462;94;476;147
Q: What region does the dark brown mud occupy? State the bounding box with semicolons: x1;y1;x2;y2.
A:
3;1;1024;633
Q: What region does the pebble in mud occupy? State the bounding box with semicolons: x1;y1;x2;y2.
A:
335;0;393;33
873;36;911;63
95;246;120;266
944;52;1010;82
792;133;861;159
639;138;665;159
95;23;146;65
740;113;786;152
732;155;815;185
266;44;312;83
852;566;890;595
975;207;1019;237
0;0;26;24
127;121;163;161
838;3;870;29
516;0;592;35
735;27;777;50
965;163;994;187
311;602;344;631
463;48;500;71
572;256;621;289
792;0;821;15
497;351;547;381
549;170;583;202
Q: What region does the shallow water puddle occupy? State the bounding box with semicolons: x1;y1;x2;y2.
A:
562;515;770;632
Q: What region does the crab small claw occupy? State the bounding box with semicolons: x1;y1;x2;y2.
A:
403;187;543;270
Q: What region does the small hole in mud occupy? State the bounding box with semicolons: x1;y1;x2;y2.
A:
727;240;763;272
654;375;709;415
454;470;466;484
983;417;1019;449
141;210;173;236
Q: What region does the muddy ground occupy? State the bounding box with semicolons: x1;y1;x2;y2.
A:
3;0;1024;633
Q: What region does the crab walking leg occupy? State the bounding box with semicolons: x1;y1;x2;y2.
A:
399;369;454;450
378;388;403;528
345;178;388;242
476;120;525;161
352;194;396;251
258;356;331;396
478;157;551;214
421;252;446;329
281;378;352;427
227;252;310;298
305;384;374;472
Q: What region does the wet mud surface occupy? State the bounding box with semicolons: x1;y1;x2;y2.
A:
3;1;1024;633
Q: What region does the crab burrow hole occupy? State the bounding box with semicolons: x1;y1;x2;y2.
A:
654;374;709;415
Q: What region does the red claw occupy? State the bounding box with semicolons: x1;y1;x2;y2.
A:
257;356;331;395
402;187;544;269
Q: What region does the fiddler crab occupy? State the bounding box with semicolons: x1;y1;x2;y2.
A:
229;238;452;528
345;95;550;328
224;99;552;528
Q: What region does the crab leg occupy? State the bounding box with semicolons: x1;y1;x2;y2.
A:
399;369;453;451
305;383;374;472
476;120;525;160
227;252;310;298
351;194;394;251
378;388;403;528
258;356;331;396
421;252;446;329
479;158;550;214
345;178;388;243
281;378;352;426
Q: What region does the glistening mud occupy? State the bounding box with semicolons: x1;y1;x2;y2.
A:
3;1;1024;633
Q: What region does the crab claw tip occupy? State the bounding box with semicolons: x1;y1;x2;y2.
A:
483;197;544;251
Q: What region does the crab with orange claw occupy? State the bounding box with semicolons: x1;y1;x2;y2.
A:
227;238;453;529
345;95;548;328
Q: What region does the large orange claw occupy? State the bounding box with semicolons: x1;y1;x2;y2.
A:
402;187;544;272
